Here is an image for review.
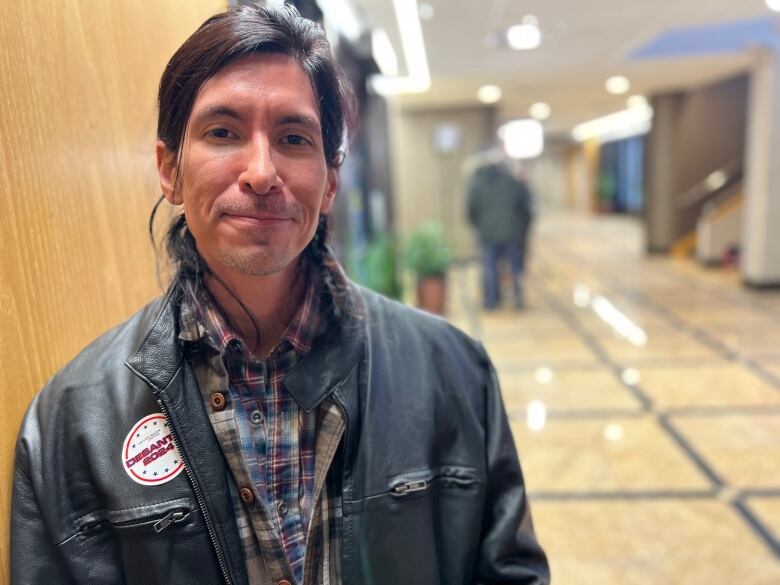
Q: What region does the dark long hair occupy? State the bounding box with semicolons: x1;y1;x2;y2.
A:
151;4;357;320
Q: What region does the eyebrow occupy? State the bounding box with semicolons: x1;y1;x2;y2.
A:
191;105;244;127
190;106;322;135
277;114;322;135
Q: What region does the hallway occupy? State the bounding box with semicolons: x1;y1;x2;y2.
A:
449;213;780;584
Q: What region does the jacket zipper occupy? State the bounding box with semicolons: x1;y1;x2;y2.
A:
157;398;233;585
391;480;429;495
112;508;190;534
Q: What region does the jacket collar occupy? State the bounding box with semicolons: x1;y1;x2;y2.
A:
282;298;365;412
125;284;185;394
125;282;365;411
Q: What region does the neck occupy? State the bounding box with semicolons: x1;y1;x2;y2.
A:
203;257;309;359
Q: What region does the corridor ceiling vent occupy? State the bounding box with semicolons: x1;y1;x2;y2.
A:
572;101;654;143
369;0;430;95
506;15;542;51
605;75;631;95
766;0;780;12
499;119;544;159
316;0;362;41
529;102;551;121
477;84;503;104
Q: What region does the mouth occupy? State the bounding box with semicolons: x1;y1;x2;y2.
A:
223;213;292;226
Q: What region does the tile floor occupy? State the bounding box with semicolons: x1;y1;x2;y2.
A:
447;213;780;584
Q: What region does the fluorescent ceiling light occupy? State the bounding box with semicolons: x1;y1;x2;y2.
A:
372;28;398;76
529;102;551;120
767;0;780;12
500;119;544;159
370;0;431;95
477;84;502;104
572;103;654;143
507;23;542;50
605;75;631;95
316;0;362;42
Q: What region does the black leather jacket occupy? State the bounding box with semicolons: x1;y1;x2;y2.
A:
12;284;549;584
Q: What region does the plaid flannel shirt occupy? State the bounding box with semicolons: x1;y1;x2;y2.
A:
179;278;344;585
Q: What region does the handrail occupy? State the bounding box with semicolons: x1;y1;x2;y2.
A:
676;157;743;210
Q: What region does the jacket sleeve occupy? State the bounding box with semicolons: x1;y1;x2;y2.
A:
11;442;75;585
474;353;550;584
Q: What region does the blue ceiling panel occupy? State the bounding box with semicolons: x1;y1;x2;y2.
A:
631;17;779;60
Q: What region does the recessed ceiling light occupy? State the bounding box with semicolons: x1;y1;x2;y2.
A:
506;23;542;50
418;2;434;20
605;75;631;95
477;85;502;104
500;119;545;159
626;95;648;110
766;0;780;12
529;102;551;120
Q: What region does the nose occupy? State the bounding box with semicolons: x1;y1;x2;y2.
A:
238;136;282;195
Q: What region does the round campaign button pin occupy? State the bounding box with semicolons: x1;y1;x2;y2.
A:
122;414;184;486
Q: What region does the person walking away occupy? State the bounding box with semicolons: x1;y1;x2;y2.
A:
467;157;534;309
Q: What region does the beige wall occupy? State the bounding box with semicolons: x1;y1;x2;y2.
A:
0;0;225;578
390;103;495;259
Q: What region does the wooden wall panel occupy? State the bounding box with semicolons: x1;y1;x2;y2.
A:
0;0;225;579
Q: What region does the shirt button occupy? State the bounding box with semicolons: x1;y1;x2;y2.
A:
250;410;263;425
240;487;255;505
277;501;288;517
211;392;226;411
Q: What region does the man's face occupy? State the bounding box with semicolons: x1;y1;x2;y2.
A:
157;53;337;278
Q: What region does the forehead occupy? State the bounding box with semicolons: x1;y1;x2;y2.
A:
189;53;320;123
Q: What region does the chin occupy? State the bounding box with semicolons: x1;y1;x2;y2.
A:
215;246;295;277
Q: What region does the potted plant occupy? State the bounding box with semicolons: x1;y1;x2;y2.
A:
403;221;451;314
360;231;402;300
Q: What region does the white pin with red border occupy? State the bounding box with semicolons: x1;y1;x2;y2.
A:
122;414;184;486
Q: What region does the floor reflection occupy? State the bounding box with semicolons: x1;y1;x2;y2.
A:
447;213;780;584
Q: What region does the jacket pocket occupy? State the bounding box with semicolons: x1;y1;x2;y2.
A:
105;497;195;537
109;506;192;536
104;497;224;585
388;465;480;500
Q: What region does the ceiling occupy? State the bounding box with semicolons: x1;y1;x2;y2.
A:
348;0;778;136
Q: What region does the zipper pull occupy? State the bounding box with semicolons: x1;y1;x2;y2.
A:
391;480;429;496
153;510;187;534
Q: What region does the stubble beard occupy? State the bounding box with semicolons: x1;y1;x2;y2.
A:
214;243;295;277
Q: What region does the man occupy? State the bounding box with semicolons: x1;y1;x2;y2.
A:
467;151;534;309
12;5;548;584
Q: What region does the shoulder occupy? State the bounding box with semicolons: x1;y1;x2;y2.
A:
357;286;489;368
17;294;170;449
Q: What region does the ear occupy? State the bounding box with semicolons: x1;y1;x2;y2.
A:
319;167;339;214
156;141;182;205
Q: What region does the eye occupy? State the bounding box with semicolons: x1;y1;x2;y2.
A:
281;134;311;146
205;127;237;139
